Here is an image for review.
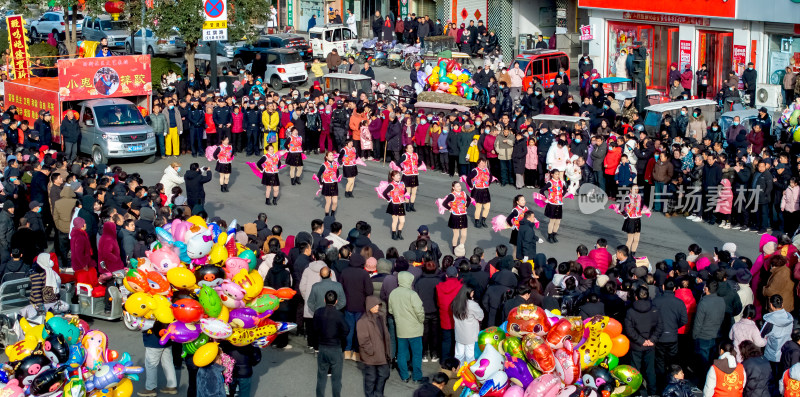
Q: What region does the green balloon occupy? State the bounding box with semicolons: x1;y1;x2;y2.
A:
502;336;524;359
238;249;257;271
610;365;643;397
197;285;222;317
47;0;56;7
477;327;506;352
595;354;619;370
182;334;209;358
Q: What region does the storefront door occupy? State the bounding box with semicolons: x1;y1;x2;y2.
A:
699;31;733;95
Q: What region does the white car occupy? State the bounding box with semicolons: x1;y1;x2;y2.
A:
262;48;307;90
29;11;83;40
308;24;357;59
125;28;185;55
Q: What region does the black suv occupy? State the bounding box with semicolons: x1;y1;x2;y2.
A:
232;34;312;71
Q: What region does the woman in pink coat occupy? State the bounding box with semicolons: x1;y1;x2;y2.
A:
782;177;800;236
715;179;733;229
525;138;538;188
728;305;766;362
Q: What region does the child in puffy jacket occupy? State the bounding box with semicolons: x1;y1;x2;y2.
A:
219;341;261;397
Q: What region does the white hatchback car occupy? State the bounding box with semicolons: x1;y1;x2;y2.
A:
308;24;357;59
262;48;307;90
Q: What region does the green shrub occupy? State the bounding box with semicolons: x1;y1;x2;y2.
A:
151;57;182;90
0;29;8;54
28;42;57;66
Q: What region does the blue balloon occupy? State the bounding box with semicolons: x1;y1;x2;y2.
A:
500;321;508;334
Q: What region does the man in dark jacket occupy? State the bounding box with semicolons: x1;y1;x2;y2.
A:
483;257;518;326
33;111;53;148
751;160;773;232
516;211;538;260
624;287;663;396
742;63;757;107
693;280;726;377
357;296;391;396
780;330;800;376
372;11;383;39
61;111;81;161
183;163;212;209
414;261;442;361
340;253;374;360
314;290;349;397
188;100;205;157
653;279;688;391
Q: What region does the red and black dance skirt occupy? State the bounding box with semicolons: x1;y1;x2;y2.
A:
622;217;641;234
322;182;338;197
343;165;358;178
402;175;419;188
386;203;406;216
286;152;303;166
545;203;563;219
449;214;468;229
472;188;490;204
261;173;279;186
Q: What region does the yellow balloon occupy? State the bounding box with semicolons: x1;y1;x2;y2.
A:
551;309;562;316
186;216;208;229
448;85;457;93
152;295;176;323
227;322;279;346
207;238;229;265
113;378;133;397
193;342;219;367
458;74;469;82
217;305;230;323
446;73;457;81
124;292;155;318
19;316;47;344
167;267;197;290
433;66;440;74
5;337;37;361
233;269;265;300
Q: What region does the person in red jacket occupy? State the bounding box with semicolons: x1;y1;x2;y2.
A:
230;105;245;153
98;221;123;275
70;217;95;272
435;265;462;364
746;123;765;155
604;140;622;199
588;238;613;274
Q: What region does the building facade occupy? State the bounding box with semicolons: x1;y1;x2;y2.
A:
579;0;800;95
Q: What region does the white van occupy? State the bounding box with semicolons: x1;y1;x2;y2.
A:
309;24;358;59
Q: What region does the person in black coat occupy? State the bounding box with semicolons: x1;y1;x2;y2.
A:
780;330;800;376
652;279;688;390
740;340;773;397
511;133;527;188
624;287;663;396
516;212;538;260
183;163;212;210
314;290;350;397
483;257;518;326
414;261;442;360
384;116;402;162
372;11;383;39
501;284;532;321
60;113;81;161
266;252;292;348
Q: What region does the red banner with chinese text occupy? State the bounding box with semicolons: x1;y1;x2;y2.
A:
6;15;31;80
57;55;152;101
578;0;736;19
5;81;60;131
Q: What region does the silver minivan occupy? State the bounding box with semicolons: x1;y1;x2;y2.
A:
77;98;156;164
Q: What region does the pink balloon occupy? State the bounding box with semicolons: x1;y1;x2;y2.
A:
524;373;562;397
504;385;525;397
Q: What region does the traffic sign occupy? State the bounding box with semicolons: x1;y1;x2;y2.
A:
204;0;226;20
203;0;227;42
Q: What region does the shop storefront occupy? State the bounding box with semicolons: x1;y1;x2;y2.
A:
765;23;800;86
580;0;746;96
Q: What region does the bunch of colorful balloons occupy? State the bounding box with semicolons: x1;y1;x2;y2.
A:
780;101;800;142
455;306;640;397
0;313;142;397
417;59;476;100
121;215;297;368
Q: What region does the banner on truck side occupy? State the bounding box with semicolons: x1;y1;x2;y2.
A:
57;55;152;101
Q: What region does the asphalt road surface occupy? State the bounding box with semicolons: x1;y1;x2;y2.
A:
22;152;757;396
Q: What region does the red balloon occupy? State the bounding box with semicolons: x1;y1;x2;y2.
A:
104;0;124;14
171;299;204;324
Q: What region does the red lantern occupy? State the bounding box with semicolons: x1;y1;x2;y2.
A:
104;1;124;20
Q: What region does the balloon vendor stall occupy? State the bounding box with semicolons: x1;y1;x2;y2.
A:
418;59;477;100
454;306;640;397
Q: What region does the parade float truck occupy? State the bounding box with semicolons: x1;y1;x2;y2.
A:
5;54;156;164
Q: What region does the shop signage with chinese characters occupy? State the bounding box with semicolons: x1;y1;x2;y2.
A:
578;0;735;19
622;12;710;26
679;40;691;71
580;25;594;40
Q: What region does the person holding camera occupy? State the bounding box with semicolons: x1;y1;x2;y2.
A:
184;163;213;210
